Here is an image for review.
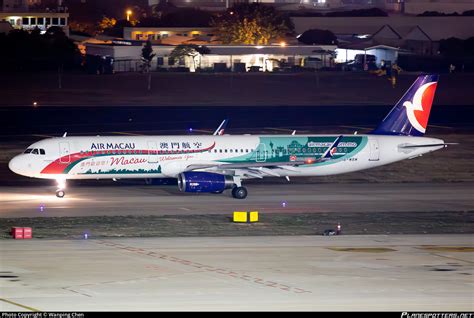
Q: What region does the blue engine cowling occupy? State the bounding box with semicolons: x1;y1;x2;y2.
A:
178;172;234;193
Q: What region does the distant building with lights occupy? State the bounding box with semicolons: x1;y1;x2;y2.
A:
0;10;69;33
123;27;216;45
85;42;336;73
0;0;69;33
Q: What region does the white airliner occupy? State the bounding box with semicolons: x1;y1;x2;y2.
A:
8;74;451;199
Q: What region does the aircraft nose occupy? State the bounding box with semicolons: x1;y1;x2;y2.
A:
8;155;22;175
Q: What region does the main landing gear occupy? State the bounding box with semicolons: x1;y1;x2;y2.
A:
231;186;248;199
230;176;247;199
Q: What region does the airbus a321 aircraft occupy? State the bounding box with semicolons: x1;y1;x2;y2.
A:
9;74;450;199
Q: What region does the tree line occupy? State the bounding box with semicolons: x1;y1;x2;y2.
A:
0;27;79;71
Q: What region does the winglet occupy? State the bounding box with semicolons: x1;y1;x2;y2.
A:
322;135;343;159
213;119;228;136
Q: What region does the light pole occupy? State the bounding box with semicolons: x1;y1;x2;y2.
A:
126;10;132;22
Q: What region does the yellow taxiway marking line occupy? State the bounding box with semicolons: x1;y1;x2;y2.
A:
0;297;41;312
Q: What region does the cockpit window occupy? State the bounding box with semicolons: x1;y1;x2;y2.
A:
24;148;33;154
31;149;39;154
40;149;45;155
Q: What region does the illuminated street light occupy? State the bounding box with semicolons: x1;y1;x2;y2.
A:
280;41;287;47
126;10;132;22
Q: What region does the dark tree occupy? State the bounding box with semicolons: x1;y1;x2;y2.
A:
142;40;156;65
169;44;210;70
297;29;338;45
141;40;156;91
439;37;474;57
0;28;78;71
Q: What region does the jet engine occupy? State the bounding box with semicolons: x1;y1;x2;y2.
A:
177;172;234;193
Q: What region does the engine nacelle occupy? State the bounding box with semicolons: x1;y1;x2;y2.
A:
178;172;234;193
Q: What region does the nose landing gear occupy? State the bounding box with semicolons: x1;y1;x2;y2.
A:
56;179;66;198
56;189;65;198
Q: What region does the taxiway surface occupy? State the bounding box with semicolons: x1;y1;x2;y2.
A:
1;235;473;311
1;182;473;218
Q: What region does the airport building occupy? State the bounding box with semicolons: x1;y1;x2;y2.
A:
0;0;69;33
292;15;474;58
85;42;336;73
0;10;69;32
123;27;216;45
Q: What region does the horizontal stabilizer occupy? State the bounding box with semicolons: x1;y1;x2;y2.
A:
398;143;457;149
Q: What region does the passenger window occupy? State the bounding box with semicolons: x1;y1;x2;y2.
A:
32;149;39;154
225;149;228;153
219;149;222;153
230;149;233;153
214;149;217;153
40;149;45;155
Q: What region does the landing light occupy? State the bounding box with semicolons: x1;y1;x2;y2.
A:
56;178;66;189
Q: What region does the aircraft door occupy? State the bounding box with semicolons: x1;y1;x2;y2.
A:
59;142;70;163
147;141;158;163
369;139;380;161
256;143;266;162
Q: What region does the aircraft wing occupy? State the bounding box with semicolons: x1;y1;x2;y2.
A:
185;160;308;171
213;119;228;136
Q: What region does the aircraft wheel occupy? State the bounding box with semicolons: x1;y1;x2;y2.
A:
232;187;247;199
56;189;65;198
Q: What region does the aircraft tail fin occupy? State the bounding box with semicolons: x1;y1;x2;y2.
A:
371;74;439;136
